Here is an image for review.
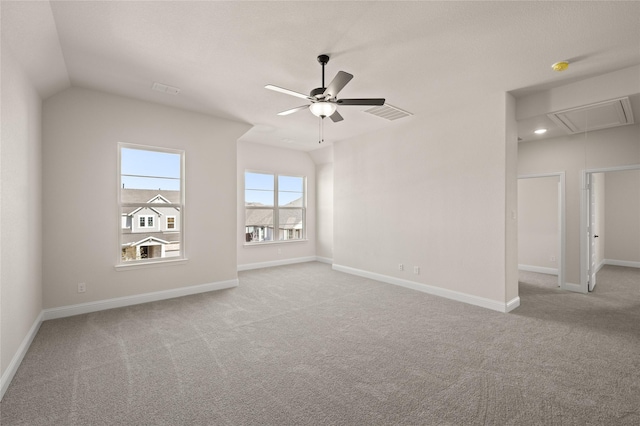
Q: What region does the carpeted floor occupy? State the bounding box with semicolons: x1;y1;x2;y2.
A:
1;262;639;425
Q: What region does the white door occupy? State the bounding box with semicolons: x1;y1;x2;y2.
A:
587;174;598;291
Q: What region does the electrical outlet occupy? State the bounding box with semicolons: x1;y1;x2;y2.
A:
398;263;404;271
78;283;86;293
550;256;556;262
414;266;420;275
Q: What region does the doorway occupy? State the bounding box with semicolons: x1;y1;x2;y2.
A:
581;165;640;292
518;172;566;289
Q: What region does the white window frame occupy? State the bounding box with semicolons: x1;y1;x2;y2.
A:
117;143;186;268
139;215;154;228
166;215;176;230
244;170;306;245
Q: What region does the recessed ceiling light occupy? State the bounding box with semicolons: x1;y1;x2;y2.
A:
534;128;547;135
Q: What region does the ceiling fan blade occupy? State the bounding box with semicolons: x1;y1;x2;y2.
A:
329;110;344;123
277;105;309;116
265;85;311;100
337;98;385;106
323;71;353;98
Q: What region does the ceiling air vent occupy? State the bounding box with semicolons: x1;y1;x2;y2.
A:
152;82;181;95
364;103;413;121
547;97;634;134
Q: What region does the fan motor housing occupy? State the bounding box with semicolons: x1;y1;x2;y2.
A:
310;87;326;99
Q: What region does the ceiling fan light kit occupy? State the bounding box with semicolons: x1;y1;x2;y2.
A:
309;101;337;118
265;54;386;142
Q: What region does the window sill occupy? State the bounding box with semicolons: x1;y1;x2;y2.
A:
115;258;189;271
243;239;308;248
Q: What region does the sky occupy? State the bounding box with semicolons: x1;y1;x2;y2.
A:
120;150;303;206
245;172;304;206
121;147;181;190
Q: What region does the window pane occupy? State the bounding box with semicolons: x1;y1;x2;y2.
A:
278;193;303;207
278;175;303;192
245;172;274;190
245;189;274;207
245;209;274;242
278;175;304;207
278;209;303;241
119;145;184;264
121;148;181;191
120;207;182;262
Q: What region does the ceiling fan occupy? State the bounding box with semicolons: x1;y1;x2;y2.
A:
265;54;385;125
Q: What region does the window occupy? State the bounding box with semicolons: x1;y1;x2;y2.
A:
119;144;184;264
244;171;305;243
166;216;175;230
139;215;154;228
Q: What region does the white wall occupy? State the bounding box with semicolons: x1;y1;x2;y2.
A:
0;50;43;385
42;87;251;309
237;141;316;268
315;162;334;261
604;169;640;264
308;145;334;262
518;176;559;272
333;92;518;309
518;124;640;284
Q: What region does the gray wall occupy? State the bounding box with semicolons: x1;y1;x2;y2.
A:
518;176;559;272
333;92;518;308
604;169;640;264
42;87;250;309
1;50;43;384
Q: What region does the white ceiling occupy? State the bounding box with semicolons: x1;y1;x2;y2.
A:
3;1;640;151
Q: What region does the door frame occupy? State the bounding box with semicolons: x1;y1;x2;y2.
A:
581;164;640;292
518;172;566;290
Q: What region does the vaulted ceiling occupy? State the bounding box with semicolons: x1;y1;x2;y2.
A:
3;1;640;151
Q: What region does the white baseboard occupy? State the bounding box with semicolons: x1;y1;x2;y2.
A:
604;259;640;269
237;256;317;271
518;264;558;275
43;279;239;321
563;282;586;293
316;256;333;265
1;311;43;401
506;297;521;312
332;264;518;313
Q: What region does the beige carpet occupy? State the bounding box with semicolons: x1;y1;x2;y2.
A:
1;262;639;425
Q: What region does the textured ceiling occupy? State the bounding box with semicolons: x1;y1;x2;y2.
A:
2;1;640;151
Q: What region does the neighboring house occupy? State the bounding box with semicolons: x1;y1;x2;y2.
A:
121;190;181;261
245;199;303;242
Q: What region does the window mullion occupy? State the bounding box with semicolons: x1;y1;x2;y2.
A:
274;173;279;242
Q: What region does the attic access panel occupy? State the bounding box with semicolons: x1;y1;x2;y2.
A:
547;97;634;134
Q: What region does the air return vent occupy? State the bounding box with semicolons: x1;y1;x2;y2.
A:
364;103;413;121
547;97;634;134
152;82;181;95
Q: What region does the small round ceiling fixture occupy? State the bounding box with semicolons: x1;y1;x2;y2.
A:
534;128;547;135
551;61;569;72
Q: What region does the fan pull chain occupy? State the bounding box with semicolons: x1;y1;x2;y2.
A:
319;117;324;144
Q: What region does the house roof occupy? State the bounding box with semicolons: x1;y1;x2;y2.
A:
121;232;179;246
121;189;180;204
245;208;302;230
